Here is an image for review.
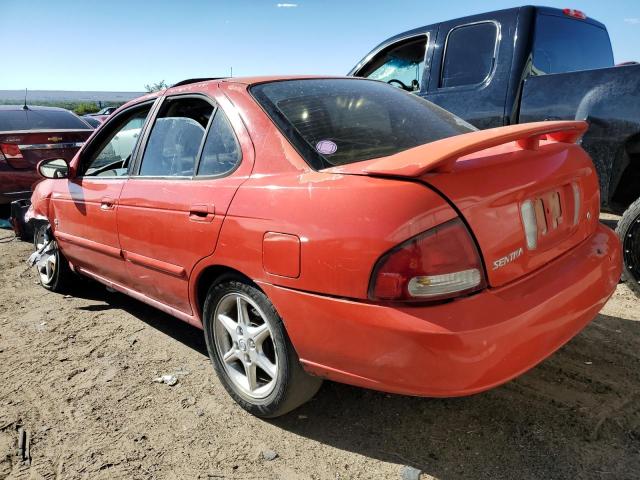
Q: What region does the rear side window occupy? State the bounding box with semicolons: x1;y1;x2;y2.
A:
139;97;214;177
0;109;91;131
251;79;475;169
440;22;498;88
197;110;241;176
358;36;427;92
533;14;614;74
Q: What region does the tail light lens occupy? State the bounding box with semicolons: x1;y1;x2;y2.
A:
369;218;486;302
563;8;587;20
0;143;28;169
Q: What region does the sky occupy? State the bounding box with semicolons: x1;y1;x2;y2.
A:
1;0;639;91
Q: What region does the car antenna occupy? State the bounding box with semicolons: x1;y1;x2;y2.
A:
22;88;29;110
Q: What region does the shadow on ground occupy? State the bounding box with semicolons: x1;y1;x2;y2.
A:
69;280;207;355
63;278;640;479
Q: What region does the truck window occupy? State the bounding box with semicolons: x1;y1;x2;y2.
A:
532;14;614;74
440;22;498;88
357;36;427;92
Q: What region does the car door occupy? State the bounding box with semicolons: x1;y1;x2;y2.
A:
50;101;155;286
116;92;250;315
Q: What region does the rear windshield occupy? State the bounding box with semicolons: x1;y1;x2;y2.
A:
251;79;474;169
533;14;614;74
0;109;91;132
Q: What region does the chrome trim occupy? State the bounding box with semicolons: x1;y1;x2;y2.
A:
18;142;85;150
439;20;501;90
350;32;430;77
3;190;32;197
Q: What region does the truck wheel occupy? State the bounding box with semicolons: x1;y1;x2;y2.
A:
202;277;322;418
617;198;640;296
33;223;73;292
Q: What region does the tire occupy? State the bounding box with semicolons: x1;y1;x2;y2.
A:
203;277;322;418
617;197;640;296
33;222;74;292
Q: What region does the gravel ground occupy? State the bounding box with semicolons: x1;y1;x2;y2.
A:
0;224;639;480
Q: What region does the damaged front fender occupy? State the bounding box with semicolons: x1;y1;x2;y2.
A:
27;178;57;230
24;203;47;225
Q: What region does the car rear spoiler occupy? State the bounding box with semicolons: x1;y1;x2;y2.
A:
329;121;588;178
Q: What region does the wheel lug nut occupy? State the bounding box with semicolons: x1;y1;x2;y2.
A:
248;339;255;349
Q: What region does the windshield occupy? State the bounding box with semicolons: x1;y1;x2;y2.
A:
251;78;475;169
0;108;91;131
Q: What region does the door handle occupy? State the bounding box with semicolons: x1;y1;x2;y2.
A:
189;204;215;222
100;197;116;211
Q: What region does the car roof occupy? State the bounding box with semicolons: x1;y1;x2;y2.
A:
165;75;351;91
220;75;346;86
115;76;353;114
0;105;75;112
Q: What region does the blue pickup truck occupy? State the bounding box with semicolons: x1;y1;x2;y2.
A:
350;5;640;292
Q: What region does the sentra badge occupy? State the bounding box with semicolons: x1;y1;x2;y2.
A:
493;247;524;270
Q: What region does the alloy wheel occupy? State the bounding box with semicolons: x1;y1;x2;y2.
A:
213;292;279;400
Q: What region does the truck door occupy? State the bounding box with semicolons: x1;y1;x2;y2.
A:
350;28;437;97
424;10;516;129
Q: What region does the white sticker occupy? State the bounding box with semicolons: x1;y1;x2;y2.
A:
316;140;337;155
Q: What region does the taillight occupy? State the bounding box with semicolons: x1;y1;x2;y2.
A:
369;218;486;302
563;8;586;20
0;143;28;169
1;143;22;159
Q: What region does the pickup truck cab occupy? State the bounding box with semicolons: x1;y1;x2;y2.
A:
350;6;640;292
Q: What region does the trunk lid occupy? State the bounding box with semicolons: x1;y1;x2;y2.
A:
325;121;600;287
0;130;92;170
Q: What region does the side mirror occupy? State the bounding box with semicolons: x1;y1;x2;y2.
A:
37;158;69;179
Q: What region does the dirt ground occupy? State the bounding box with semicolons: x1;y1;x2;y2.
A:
0;224;639;480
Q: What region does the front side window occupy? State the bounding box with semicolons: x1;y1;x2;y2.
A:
81;105;152;177
440;22;498;88
358;36;427;92
532;14;613;74
251;78;475;169
138;97;214;177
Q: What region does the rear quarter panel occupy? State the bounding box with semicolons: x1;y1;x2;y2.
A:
191;83;458;304
213;171;457;300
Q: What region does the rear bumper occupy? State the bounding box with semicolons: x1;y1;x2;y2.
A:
0;190;32;205
0;168;38;205
259;224;621;397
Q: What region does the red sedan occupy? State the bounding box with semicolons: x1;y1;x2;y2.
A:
0;105;92;211
29;76;620;417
